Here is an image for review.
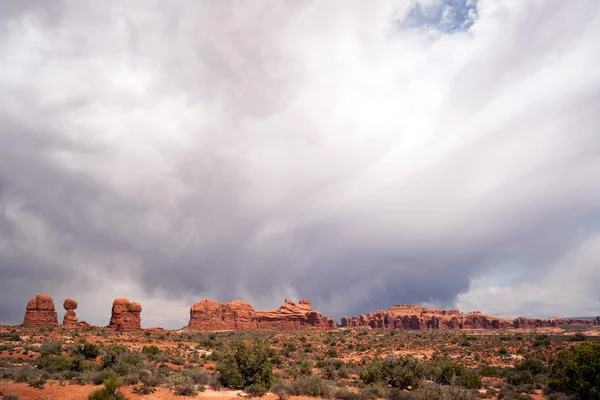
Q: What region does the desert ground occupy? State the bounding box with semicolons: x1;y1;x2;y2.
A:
1;324;599;400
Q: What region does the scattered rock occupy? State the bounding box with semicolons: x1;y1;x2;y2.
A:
23;294;58;327
108;298;142;331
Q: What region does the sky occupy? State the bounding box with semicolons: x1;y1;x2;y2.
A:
1;0;599;329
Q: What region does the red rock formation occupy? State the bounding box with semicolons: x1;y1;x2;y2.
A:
63;298;78;327
23;294;58;327
189;299;258;330
188;298;334;331
514;316;597;329
108;298;142;331
255;299;334;330
342;304;512;330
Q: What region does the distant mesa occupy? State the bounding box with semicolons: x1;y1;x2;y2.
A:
108;298;142;331
23;294;58;327
340;304;599;330
188;298;334;331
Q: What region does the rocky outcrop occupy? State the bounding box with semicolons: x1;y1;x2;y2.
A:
341;305;600;330
108;298;142;331
188;298;334;331
514;316;598;328
23;294;58;327
255;299;334;330
189;299;258;330
340;304;512;330
63;298;78;327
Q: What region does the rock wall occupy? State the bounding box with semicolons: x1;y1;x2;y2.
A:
23;294;58;327
341;305;600;330
108;298;142;331
341;305;511;330
514;316;598;328
188;298;334;331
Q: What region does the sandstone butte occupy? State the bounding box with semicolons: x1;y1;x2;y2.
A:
188;298;335;331
107;298;142;331
340;304;600;330
23;293;58;327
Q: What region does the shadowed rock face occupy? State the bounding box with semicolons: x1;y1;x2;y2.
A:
188;298;334;331
340;305;600;330
108;298;142;331
23;294;58;327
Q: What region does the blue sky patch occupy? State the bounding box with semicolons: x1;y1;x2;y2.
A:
400;0;478;33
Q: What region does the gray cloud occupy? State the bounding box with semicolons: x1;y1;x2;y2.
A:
1;0;600;328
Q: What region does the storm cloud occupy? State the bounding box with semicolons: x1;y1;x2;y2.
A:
1;0;600;328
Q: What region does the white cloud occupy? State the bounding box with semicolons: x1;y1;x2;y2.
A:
1;1;600;327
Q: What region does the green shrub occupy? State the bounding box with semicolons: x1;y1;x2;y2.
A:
88;376;126;400
246;383;268;397
217;339;273;389
36;354;71;373
26;373;47;389
169;374;198;396
78;343;100;360
39;342;62;356
133;384;156;395
3;394;20;400
548;343;600;399
291;376;333;398
361;356;426;389
92;370;117;385
272;380;293;400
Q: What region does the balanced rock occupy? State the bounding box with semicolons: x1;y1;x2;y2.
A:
63;298;79;327
188;298;334;331
108;298;142;330
23;294;58;327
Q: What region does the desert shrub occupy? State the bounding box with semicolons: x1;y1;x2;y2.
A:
217;339;273;389
361;356;426;389
497;386;532;399
570;333;587;342
547;342;600;399
504;370;534;386
387;384;474;400
516;357;547;376
124;372;140;385
271;380;293;400
0;332;21;342
3;395;20;400
35;354;71;373
39;342;62;356
184;368;211;385
478;364;501;377
142;345;161;360
133;384;156;395
78;343;100;360
436;361;481;389
92;370;117;385
26;373;47;389
291;376;333;398
88;376;126;400
141;371;167;387
246;383;268;397
169;373;198;396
